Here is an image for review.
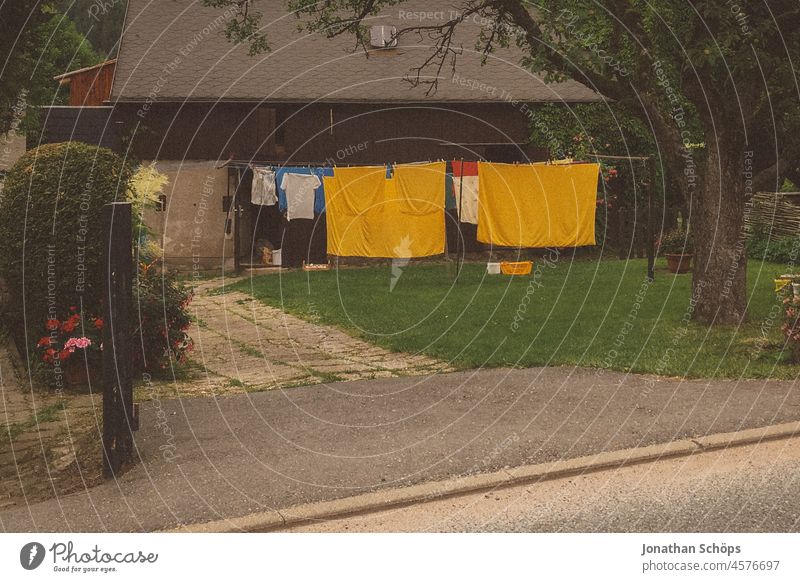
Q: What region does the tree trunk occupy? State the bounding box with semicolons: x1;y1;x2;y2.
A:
691;138;748;325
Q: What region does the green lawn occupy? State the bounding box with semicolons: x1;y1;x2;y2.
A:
229;258;800;379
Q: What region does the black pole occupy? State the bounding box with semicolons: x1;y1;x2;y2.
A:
646;157;656;281
232;168;241;274
456;158;465;278
102;201;135;478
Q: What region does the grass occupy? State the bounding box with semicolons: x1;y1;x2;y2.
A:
229;258;800;380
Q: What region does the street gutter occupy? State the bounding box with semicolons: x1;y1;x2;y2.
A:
169;420;800;533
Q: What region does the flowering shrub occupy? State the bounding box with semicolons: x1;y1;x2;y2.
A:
658;225;694;255
602;166;619;184
134;265;194;372
37;307;103;369
37;266;195;378
781;286;800;361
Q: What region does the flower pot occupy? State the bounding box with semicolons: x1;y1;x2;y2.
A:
64;362;89;387
63;360;99;388
665;253;692;274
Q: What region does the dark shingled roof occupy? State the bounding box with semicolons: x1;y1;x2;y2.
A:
112;0;603;104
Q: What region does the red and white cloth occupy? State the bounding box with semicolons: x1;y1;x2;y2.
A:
452;161;479;224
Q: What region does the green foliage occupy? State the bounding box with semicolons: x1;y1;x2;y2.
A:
529;103;652;162
659;225;693;255
0;142;132;353
746;226;800;265
203;0;270;55
55;0;126;58
134;266;194;373
1;3;101;135
130;163;169;265
0;1;48;133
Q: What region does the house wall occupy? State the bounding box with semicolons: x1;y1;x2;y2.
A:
116;102;543;164
281;103;543;164
145;161;234;272
119;103;276;160
0;132;26;173
31;106;119;150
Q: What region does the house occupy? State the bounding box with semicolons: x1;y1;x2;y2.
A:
29;60;119;153
36;0;603;271
54;59;117;106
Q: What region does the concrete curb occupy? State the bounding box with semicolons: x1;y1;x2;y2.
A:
170;420;800;533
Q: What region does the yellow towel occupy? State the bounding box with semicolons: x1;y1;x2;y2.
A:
325;162;446;258
324;166;386;258
477;162;599;247
385;162;446;257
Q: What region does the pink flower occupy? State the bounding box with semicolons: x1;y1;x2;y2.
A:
64;337;92;351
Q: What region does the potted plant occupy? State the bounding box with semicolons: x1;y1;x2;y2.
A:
659;225;693;274
782;287;800;362
37;308;103;388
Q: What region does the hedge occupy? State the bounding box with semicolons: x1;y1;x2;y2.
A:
0;142;132;349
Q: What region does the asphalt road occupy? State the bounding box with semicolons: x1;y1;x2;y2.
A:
289;437;800;532
2;367;799;532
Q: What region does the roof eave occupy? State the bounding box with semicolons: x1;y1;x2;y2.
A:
108;96;606;105
53;59;117;82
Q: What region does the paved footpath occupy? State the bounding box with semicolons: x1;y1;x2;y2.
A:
2;366;799;532
171;278;453;397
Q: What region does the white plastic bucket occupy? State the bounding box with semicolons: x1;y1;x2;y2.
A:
272;249;282;266
487;262;501;275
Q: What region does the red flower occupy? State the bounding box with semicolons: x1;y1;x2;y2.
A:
69;306;77;312
59;349;71;362
94;318;104;330
61;313;80;333
46;319;60;331
37;336;51;348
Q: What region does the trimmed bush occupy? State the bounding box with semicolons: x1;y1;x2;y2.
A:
1;144;196;383
0;142;132;355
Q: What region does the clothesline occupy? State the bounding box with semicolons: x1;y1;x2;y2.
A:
221;158;601;170
222;159;445;170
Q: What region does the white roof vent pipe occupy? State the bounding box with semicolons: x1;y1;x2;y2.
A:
369;25;398;49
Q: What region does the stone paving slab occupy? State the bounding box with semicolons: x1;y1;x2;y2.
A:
175;278;454;397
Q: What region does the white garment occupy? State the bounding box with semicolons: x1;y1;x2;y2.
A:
453;175;479;225
281;172;321;220
251;167;277;206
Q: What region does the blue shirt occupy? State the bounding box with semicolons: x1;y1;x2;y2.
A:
275;167;334;214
